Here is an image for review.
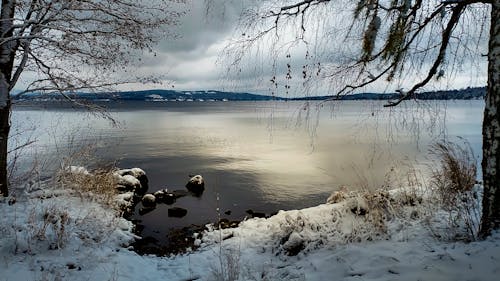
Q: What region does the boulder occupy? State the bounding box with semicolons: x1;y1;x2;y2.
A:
116;174;142;192
186;175;204;195
141;194;156;208
154;189;176;205
282;232;305;256
168;207;188;218
171;189;189;199
116;168;148;194
245;209;266;218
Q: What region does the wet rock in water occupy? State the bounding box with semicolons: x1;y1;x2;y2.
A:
245;209;266;218
185;175;204;195
282;232;305;256
171;189;189;199
224;210;232;215
168;207;188;218
153;188;168;198
141;194;156;208
217;218;240;229
154;189;176;205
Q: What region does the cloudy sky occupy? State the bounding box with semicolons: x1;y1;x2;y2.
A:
122;1;252;92
16;0;489;97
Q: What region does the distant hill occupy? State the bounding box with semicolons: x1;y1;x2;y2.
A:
14;87;485;102
16;89;284;102
290;87;485;101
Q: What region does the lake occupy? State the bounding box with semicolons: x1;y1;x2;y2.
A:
10;100;484;249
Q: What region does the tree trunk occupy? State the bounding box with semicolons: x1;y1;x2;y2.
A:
0;91;9;197
0;0;16;197
480;1;500;238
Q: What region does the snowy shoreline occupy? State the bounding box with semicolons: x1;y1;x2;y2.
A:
1;171;500;280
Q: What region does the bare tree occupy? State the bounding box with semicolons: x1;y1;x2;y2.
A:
0;0;185;196
220;0;499;237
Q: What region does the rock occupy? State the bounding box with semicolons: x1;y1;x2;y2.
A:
116;174;142;192
345;196;369;216
141;194;156;208
171;189;189;199
245;209;266;218
351;206;367;216
115;168;148;194
115;192;136;214
282;232;305;256
168;207;188;218
153;188;168;198
217;219;240;229
116;168;146;178
224;210;232;215
8;197;16;205
153;189;176;204
186;175;204;195
218;218;230;228
67;166;90;176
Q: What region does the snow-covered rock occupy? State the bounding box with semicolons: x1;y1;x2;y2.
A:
115;168;146;178
115;192;135;209
153;189;175;204
67;166;90;176
115;174;141;192
114;168;148;193
186;174;204;194
281;231;305;256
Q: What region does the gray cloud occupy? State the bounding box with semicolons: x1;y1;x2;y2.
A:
16;0;488;96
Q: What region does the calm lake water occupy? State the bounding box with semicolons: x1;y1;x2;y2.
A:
11;100;483;245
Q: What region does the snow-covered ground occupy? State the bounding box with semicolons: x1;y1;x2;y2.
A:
1;180;499;281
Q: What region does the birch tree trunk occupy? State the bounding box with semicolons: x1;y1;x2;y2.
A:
480;1;500;237
0;91;9;197
0;0;16;197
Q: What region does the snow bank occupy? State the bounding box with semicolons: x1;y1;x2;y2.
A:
0;187;138;281
1;178;499;281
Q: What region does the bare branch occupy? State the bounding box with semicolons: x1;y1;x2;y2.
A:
384;3;467;107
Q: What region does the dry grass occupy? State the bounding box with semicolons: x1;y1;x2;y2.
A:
57;166;119;206
210;247;241;281
428;139;480;241
27;204;70;250
429;140;477;205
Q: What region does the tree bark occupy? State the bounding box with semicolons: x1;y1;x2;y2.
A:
0;0;16;197
0;93;9;197
480;1;500;238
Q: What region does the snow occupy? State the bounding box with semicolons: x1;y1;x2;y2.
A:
67;166;90;176
115;168;146;179
1;180;500;281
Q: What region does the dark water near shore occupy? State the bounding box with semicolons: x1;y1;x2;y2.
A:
11;100;483;248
